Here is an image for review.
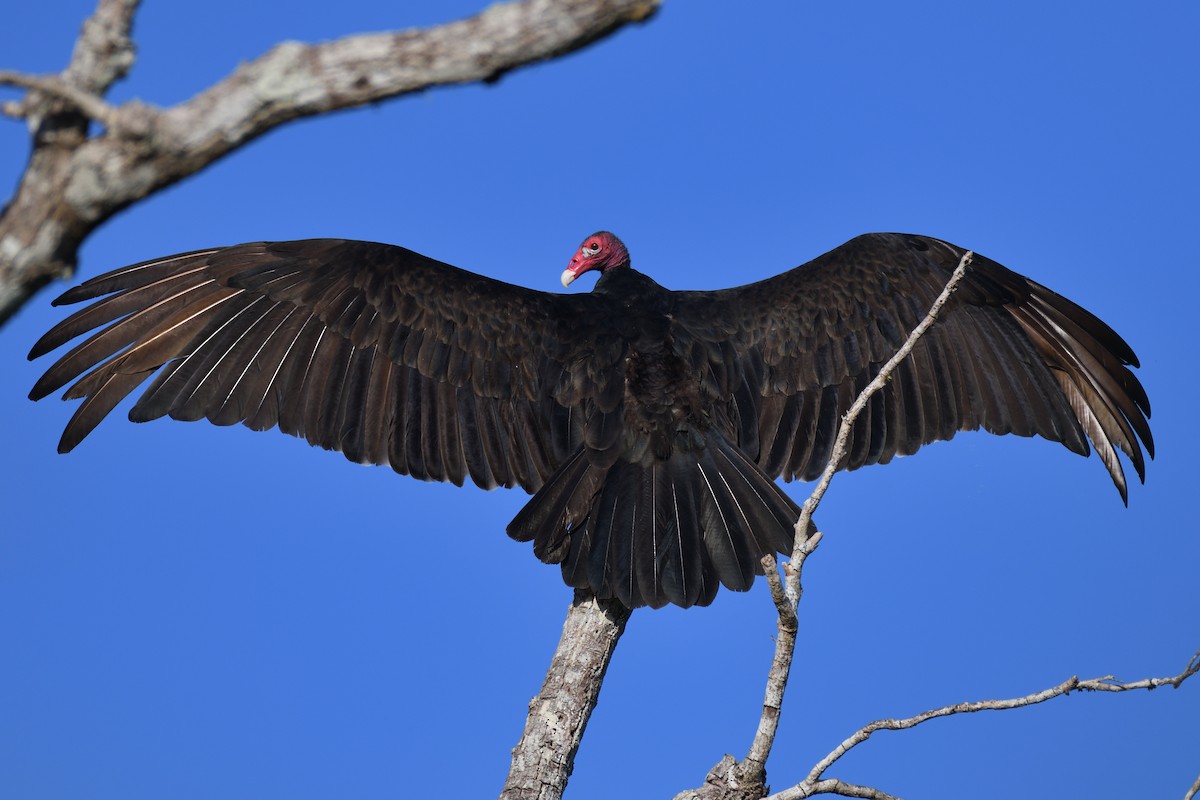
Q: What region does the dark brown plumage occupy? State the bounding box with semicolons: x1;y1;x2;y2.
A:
28;232;1152;608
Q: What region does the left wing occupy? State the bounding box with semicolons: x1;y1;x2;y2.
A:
672;233;1153;501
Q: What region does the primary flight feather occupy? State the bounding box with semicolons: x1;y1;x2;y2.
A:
29;232;1152;608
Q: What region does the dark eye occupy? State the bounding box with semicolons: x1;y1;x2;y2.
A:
588;242;600;251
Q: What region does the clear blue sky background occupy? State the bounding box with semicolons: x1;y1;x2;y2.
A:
2;2;1196;798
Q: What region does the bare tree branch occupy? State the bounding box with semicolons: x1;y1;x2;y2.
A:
62;0;139;95
0;71;123;128
0;0;138;126
153;0;658;163
758;253;975;784
766;648;1200;800
1185;772;1200;800
788;251;974;566
786;780;900;800
742;541;818;774
502;592;631;800
0;0;660;325
675;252;975;800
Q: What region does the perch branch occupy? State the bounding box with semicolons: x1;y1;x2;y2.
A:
501;592;631;800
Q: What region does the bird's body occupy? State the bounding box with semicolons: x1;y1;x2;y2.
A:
29;232;1152;608
513;262;802;607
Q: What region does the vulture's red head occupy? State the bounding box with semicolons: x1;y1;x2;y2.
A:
561;231;630;288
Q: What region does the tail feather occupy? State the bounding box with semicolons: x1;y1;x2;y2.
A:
507;436;805;609
507;448;601;564
695;451;757;592
658;458;705;608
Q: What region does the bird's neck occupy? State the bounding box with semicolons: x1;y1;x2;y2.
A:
594;266;658;292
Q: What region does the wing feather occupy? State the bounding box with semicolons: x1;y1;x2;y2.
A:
31;239;606;493
30;231;1154;610
674;233;1151;499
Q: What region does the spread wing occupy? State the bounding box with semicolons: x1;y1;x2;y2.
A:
675;232;1153;501
29;238;613;492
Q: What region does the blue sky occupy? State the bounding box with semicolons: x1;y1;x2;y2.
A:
2;2;1197;798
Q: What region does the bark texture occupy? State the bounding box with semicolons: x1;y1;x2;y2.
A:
501;592;630;800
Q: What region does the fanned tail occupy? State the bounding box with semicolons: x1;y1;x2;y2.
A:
507;437;807;609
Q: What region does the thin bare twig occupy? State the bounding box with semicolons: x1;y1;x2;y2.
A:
792;780;901;800
788;251;974;573
1;0;137;131
675;254;974;800
1185;772;1200;800
766;648;1200;800
743;534;820;777
739;253;973;788
0;70;123;128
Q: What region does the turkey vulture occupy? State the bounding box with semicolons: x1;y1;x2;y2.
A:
28;232;1152;608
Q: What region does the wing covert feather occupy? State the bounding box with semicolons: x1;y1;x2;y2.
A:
674;232;1151;500
30;239;606;492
